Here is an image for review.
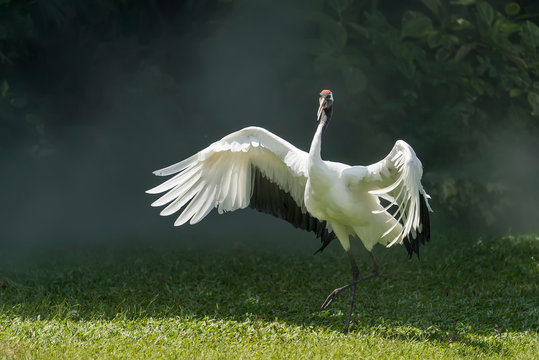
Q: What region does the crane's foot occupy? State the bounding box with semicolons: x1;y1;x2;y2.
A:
320;285;346;310
321;286;354;334
320;268;380;311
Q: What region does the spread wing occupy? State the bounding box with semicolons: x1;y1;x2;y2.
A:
364;140;433;257
147;126;336;252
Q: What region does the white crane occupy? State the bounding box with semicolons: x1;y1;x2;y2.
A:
147;89;432;334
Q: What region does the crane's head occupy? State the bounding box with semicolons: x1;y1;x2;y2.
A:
317;89;334;122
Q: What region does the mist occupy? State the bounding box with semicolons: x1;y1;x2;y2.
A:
0;1;325;255
1;0;537;260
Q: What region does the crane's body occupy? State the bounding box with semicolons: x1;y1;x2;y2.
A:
147;90;432;333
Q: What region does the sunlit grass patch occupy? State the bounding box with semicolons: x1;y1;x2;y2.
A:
0;233;537;358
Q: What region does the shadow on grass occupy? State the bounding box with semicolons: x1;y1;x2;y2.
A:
1;233;537;351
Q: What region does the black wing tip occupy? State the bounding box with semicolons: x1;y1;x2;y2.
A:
313;230;336;254
404;193;431;259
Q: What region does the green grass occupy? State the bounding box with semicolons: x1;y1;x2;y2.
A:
0;233;537;359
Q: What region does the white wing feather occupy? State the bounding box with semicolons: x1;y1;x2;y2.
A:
147;126;309;226
364;140;432;247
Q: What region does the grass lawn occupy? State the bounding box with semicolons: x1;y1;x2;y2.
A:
0;232;537;359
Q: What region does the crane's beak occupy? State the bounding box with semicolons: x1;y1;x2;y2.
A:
317;98;325;122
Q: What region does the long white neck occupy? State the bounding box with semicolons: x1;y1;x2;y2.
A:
309;120;325;163
308;108;331;166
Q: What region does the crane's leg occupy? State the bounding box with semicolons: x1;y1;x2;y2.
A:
343;251;359;334
320;251;380;334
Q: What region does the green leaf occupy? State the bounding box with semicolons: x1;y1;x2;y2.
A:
448;34;461;45
491;19;515;48
520;21;539;49
347;22;370;39
0;79;8;96
435;47;452;62
320;19;347;50
509;88;521;97
470;77;485;95
390;42;408;58
528;92;539;116
364;10;389;28
342;66;367;94
496;21;521;36
421;0;441;16
402;14;433;38
427;31;444;48
397;60;416;79
390;42;426;63
476;1;495;27
507;55;528;70
450;43;477;63
449;16;474;31
504;2;520;16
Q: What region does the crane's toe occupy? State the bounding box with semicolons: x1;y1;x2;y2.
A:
320;287;344;310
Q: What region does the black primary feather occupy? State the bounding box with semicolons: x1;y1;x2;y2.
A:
249;166;336;253
402;193;431;258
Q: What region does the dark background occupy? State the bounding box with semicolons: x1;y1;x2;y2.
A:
1;0;538;255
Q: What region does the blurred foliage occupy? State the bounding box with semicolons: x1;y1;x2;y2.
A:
308;0;539;226
0;0;137;154
0;0;538;230
0;0;227;155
